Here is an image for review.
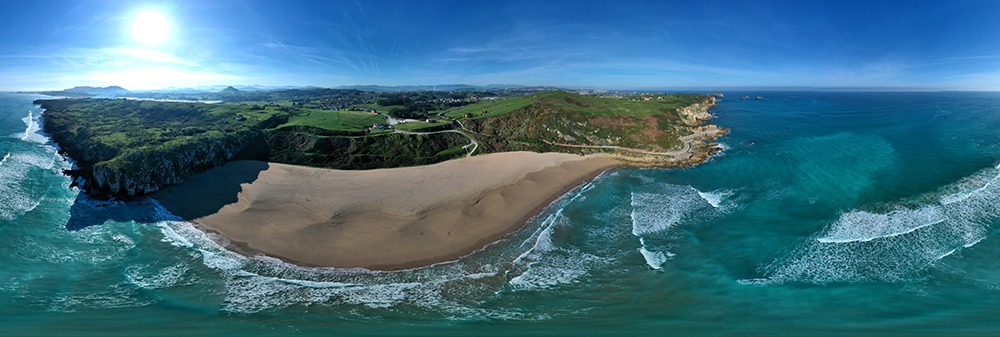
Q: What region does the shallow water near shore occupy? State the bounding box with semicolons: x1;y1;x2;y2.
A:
2;91;1000;335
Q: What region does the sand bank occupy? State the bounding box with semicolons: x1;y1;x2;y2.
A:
151;152;619;270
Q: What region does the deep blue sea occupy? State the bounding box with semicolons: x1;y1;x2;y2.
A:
2;91;1000;336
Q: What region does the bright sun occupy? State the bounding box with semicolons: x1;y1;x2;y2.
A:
131;11;170;45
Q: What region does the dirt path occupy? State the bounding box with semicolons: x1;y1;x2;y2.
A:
542;129;723;157
394;129;479;157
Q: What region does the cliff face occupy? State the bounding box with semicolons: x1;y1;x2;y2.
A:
677;96;716;126
38;98;261;197
266;129;468;169
90;131;255;196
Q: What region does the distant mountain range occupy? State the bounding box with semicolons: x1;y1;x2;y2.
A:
29;86;130;97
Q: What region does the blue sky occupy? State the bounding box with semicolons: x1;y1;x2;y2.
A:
1;0;999;91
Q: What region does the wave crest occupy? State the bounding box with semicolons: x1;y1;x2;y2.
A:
754;164;1000;285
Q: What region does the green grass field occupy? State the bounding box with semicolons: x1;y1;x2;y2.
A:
279;109;386;131
445;91;702;119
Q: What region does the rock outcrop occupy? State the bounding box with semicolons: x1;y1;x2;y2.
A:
90;130;255;196
677;96;716;125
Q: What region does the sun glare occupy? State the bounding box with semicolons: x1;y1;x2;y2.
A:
131;11;170;45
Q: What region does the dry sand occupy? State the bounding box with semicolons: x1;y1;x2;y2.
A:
151;152;619;270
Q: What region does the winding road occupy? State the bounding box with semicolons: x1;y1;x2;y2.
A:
542;129;723;157
388;117;720;160
394;129;479;158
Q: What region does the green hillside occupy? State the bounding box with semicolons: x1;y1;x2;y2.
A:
446;91;703;119
279;108;385;131
449;91;714;153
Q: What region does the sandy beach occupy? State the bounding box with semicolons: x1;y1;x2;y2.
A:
151;152;619;270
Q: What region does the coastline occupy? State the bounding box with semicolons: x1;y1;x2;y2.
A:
38;90;729;270
151;152;620;270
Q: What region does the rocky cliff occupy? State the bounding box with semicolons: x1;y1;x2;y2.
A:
266;129;468;169
677;96;716;125
90;130;255;196
37;98;260;198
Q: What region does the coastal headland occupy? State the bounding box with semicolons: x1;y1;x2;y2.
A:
38;88;725;269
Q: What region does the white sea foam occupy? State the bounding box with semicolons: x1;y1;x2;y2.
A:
816;206;945;243
512;209;563;266
508;247;606;291
19;110;48;144
626;181;733;269
236;270;357;289
695;189;723;208
125;264;188;290
47;285;153;312
463;271;500;280
111;234;135;246
20;110;35;139
638;247;667;270
509;264;587;289
939;166;1000;205
14;152;55;170
275;275;358;290
755;164;1000;285
692;187;734;209
157;222;194;248
629;186;705;236
0;153;58;221
505;209;606;291
638;238;673;270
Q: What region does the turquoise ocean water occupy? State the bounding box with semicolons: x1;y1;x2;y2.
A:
2;92;1000;336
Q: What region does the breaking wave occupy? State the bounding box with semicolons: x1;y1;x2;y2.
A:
0;152;63;221
638;237;673;270
19;109;48;144
816;206;945;243
751;163;1000;285
628;179;735;269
